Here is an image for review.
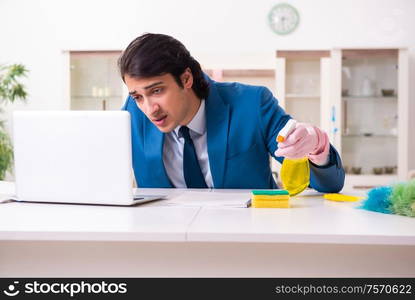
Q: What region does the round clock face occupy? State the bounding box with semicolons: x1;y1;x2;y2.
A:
268;3;300;35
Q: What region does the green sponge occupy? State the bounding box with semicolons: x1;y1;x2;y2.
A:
251;190;289;196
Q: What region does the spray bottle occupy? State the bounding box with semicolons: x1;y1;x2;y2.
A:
277;119;310;196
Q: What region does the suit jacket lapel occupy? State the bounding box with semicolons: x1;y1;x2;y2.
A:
143;119;173;187
205;80;230;188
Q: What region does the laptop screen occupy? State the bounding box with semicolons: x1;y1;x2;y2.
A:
13;111;135;205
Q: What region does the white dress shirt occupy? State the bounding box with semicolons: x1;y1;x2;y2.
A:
163;100;214;188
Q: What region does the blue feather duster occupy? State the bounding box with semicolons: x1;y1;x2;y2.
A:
360;179;415;217
360;186;393;214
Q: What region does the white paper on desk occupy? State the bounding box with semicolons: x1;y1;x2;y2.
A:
162;191;251;208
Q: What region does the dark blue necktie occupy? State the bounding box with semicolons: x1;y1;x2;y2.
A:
179;126;207;188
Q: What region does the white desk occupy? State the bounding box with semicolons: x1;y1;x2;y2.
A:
1;182;415;277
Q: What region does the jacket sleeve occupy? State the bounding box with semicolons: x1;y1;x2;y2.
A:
258;87;345;193
308;145;345;193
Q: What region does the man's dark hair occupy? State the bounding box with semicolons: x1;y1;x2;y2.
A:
118;33;209;100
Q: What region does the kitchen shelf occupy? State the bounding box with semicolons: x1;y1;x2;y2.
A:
276;48;409;184
332;48;409;182
286;94;320;98
67;51;125;111
342;96;397;100
342;134;397;138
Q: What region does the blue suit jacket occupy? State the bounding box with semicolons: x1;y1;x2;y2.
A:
122;77;345;192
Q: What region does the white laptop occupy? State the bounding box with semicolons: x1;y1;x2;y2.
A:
12;111;166;206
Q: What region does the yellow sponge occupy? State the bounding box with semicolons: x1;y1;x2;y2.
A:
251;190;291;208
252;200;290;208
251;194;290;201
323;193;364;202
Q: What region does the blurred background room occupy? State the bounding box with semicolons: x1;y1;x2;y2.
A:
0;0;414;189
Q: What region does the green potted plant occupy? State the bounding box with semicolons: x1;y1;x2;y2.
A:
0;64;28;180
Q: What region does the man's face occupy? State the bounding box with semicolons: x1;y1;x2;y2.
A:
125;72;195;133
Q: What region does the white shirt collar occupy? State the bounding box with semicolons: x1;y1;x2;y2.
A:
174;100;206;137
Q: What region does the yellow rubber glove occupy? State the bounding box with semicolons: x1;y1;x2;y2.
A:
280;157;310;196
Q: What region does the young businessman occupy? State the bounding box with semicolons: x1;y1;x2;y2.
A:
119;33;345;191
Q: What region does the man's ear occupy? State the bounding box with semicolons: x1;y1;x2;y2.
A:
180;68;193;89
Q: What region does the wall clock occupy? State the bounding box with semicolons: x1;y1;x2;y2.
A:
268;3;300;35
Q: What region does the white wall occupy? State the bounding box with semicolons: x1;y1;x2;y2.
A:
1;0;414;169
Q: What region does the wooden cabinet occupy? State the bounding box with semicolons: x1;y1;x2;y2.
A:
64;51;126;111
331;48;409;186
275;50;332;132
275;48;409;186
274;51;332;178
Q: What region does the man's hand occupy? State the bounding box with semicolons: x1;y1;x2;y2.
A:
275;122;330;166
